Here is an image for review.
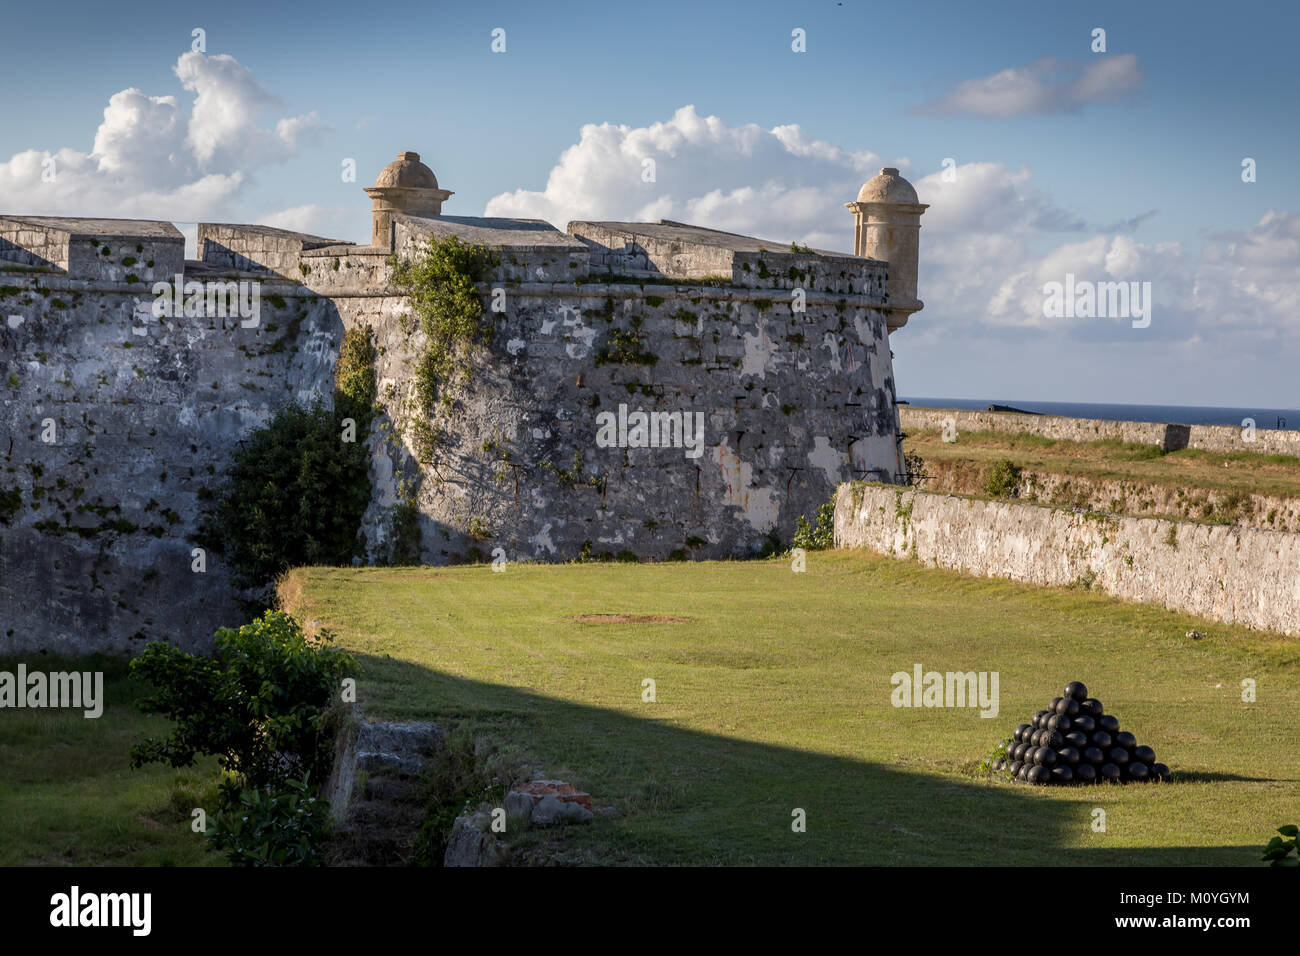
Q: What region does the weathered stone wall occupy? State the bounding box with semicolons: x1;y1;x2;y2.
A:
900;406;1300;457
834;483;1300;635
0;269;340;654
2;214;909;652
321;276;903;564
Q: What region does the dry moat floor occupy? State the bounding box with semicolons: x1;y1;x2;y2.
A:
4;551;1296;865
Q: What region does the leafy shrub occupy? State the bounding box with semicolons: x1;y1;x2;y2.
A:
1262;824;1299;867
129;611;357;789
207;776;331;867
983;459;1023;498
203;403;371;588
903;450;926;487
792;501;835;551
334;327;377;427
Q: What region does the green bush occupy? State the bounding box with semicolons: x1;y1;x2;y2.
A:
1262;824;1298;866
903;450;926;487
129;611;357;789
334;327;378;427
208;776;331;867
792;501;835;551
984;459;1023;498
391;234;497;409
203;403;371;589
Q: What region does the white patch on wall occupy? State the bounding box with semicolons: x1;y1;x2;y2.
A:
506;338;527;355
807;435;846;485
6;315;22;329
850;433;903;481
742;320;776;379
529;521;558;555
852;312;875;345
369;438;398;507
823;332;842;371
711;438;778;531
558;306;596;359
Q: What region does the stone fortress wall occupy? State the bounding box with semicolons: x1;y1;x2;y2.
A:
0;154;927;653
900;406;1300;457
834;483;1300;635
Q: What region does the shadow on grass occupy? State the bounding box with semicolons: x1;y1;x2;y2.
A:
1173;771;1292;784
351;653;1263;867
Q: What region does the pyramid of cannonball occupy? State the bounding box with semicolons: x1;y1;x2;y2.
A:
990;681;1171;786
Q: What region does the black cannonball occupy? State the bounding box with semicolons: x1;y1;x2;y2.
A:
1090;730;1113;750
1055;697;1080;717
1108;746;1130;767
1047;713;1072;732
1064;731;1088;749
1028;765;1051;785
1018;763;1031;781
1010;760;1024;776
1127;761;1150;781
1082;746;1105;765
1071;714;1096;734
1099;762;1121;782
1050;697;1064;713
1081;698;1103;718
1037;747;1058;768
1058;746;1080;767
1115;731;1136;749
1074;763;1097;783
1133;745;1155;764
1064;681;1088;701
992;759;1004;771
1016;723;1032;742
1151;762;1171;782
1034;709;1051;728
1051;765;1075;784
1097;714;1120;734
1043;731;1064;749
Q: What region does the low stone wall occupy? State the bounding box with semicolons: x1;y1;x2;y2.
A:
834;483;1300;635
900;406;1300;457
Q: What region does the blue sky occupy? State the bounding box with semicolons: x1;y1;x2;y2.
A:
3;0;1298;406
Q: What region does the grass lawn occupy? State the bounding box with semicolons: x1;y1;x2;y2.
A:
905;428;1300;500
0;655;223;866
281;551;1300;866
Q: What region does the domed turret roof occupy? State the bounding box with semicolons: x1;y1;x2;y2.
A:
374;151;438;190
856;167;919;204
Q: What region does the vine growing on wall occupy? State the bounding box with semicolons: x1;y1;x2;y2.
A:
390;235;500;461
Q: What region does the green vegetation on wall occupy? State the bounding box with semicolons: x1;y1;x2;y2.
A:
390;234;499;461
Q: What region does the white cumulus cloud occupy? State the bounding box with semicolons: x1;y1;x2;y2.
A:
485;104;886;252
0;51;327;222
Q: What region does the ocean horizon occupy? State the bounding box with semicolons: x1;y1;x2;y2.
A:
900;397;1300;430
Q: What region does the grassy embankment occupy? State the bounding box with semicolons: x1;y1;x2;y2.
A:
277;552;1299;866
904;426;1300;529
